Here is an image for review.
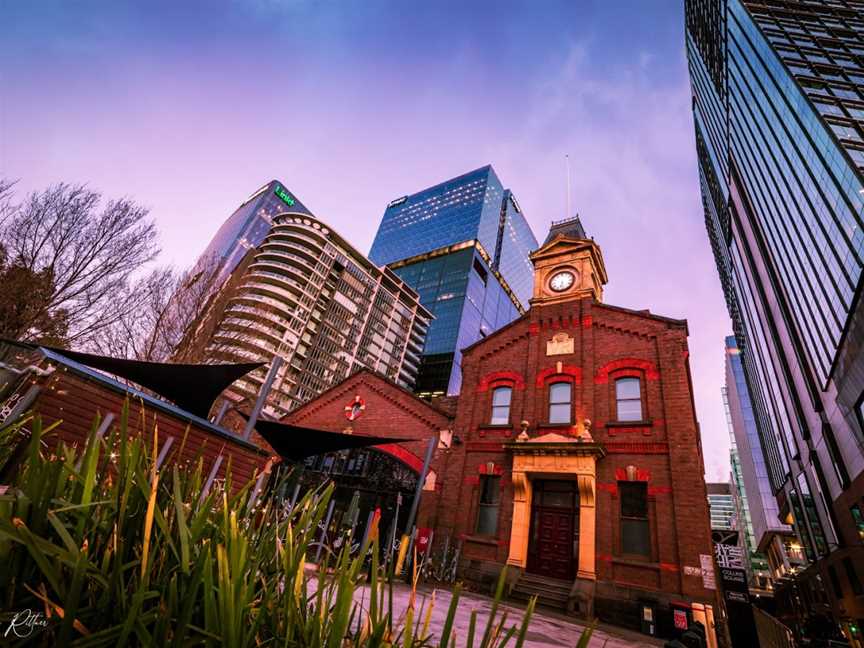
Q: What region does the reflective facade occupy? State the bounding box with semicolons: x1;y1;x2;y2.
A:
369;166;538;395
183;182;431;419
196;180;314;282
725;336;793;591
687;1;864;639
724;337;793;549
729;433;772;589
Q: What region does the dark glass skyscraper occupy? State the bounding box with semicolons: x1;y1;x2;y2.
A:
687;0;864;639
369;166;538;395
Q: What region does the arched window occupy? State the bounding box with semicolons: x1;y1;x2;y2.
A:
490;386;512;424
615;377;643;421
548;382;572;424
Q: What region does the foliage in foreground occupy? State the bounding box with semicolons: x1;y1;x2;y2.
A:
0;409;542;646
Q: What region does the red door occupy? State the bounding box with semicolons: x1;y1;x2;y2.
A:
527;480;578;580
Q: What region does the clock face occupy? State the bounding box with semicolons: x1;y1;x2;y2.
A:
549;270;575;292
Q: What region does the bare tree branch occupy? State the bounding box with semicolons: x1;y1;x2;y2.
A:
88;253;226;361
0;181;159;347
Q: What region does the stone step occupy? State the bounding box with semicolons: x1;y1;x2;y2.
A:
513;581;571;597
515;573;572;587
515;576;571;588
511;589;569;605
509;588;569;611
510;574;573;611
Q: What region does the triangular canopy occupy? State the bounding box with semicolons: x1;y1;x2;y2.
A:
38;344;262;419
250;418;410;462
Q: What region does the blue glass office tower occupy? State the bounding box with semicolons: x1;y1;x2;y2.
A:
686;0;864;639
195;180;314;281
369;166;538;395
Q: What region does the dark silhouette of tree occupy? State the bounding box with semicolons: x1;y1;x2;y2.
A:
0;180;159;347
89;253;225;361
0;257;68;347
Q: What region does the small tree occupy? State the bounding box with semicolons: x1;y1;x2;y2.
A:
0;181;159;347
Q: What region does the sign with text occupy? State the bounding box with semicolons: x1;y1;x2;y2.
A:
713;535;758;647
273;184;296;207
715;542;745;569
699;554;716;590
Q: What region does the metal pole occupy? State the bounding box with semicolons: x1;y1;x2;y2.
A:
198;455;224;507
288;482;301;514
155;436;175;470
566;154;572;219
242;356;283;440
359;509;375;551
314;498;335;563
388;493;402;565
404;437;435;535
213;400;230;425
246;464;269;511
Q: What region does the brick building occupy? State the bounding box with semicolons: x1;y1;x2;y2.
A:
283;219;718;641
0;341;269;490
282;369;455;541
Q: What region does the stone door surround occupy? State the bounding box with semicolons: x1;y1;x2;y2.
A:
505;433;606;581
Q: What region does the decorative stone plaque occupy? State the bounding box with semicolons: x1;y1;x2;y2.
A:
546;332;574;356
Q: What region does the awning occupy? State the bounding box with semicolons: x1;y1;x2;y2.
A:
250;418;411;462
36;344;262;419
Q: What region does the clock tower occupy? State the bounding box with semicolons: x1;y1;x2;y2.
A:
530;216;608;306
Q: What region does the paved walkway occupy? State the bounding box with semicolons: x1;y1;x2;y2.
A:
348;578;664;648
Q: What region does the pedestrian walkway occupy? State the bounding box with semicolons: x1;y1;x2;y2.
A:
349;577;664;648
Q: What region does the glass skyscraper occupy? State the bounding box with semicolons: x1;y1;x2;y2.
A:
369;166;538;395
178;181;431;419
195;180;314;282
725;336;797;592
687;0;864;639
707;482;737;531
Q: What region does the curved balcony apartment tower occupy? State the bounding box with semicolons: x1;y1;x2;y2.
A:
180;180;430;419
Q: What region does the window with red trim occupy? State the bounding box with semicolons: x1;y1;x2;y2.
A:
548;381;572;424
490;386;512;424
615;376;643;422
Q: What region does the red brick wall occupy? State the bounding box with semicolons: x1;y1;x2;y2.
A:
25;367;269;489
282;370;454;526
440;297;715;603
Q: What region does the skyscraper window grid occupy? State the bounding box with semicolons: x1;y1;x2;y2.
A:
369;166;538;395
687;0;864;637
175;183;431;419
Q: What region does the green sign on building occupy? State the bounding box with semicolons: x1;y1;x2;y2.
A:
274;184;296;207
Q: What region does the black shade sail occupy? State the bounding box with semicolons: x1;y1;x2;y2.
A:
38;345;262;419
250;419;410;462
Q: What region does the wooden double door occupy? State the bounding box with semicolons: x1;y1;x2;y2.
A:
526;480;580;580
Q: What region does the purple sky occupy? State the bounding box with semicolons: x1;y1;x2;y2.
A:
0;0;733;481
